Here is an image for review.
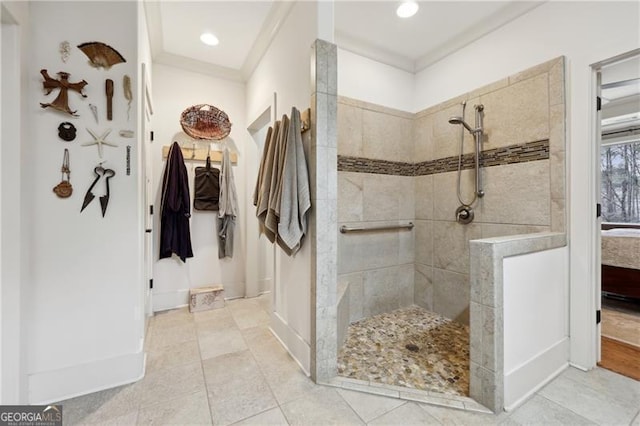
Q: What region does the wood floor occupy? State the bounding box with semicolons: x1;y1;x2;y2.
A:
599;337;640;381
599;306;640;381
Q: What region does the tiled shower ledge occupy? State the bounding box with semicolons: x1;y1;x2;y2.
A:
322;376;493;414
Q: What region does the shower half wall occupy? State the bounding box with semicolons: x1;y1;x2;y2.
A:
337;56;566;349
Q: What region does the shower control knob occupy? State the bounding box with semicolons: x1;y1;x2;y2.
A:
455;205;475;225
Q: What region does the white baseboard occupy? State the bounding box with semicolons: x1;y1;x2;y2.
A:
28;350;145;404
504;338;569;410
270;312;310;376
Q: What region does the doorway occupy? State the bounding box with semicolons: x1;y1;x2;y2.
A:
246;96;277;304
594;50;640;381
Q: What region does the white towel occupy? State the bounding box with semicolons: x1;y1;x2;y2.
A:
277;107;311;255
218;148;238;258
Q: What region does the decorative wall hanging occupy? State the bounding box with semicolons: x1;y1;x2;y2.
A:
105;79;114;121
57;122;77;141
180;104;232;140
53;148;72;198
89;104;98;124
123;75;132;121
77;41;126;69
81;128;117;158
59;41;71;63
39;69;88;116
81;165;115;217
119;130;134;138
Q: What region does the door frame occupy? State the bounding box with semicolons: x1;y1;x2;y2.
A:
245;93;277;301
589;48;640;365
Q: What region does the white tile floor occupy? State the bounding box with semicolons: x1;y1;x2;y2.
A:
58;295;640;425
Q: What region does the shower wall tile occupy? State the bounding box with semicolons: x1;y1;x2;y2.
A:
433;170;478;222
479;160;550;226
415;175;434;220
338;172;363;222
363;265;414;317
549;104;566;153
338;102;363;157
433;268;470;325
362;174;400;221
508;57;557;84
432;101;477;160
550;149;566;200
548;58;565;106
337;224;399;274
433;221;482;274
398;224;416;265
480;74;549;150
361;175;414;221
481;224;550;239
362;109;414;163
413;113;434;163
551;198;566;233
340;271;364;323
466;77;509;100
414;264;434;311
398;264;415;308
414;219;433;267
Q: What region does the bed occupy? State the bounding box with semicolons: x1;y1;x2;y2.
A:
601;228;640;300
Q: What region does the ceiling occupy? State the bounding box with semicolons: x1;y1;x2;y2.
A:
144;1;544;81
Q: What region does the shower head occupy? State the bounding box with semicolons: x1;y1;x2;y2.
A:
448;116;475;133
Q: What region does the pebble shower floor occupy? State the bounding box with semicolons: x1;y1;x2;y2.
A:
337;305;470;396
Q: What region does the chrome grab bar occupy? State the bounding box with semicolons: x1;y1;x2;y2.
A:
340;222;414;234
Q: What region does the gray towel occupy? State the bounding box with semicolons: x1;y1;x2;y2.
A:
218;148;238;258
277;107;311;255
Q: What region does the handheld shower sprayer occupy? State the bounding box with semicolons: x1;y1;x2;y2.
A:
448;103;486;224
448;116;475;133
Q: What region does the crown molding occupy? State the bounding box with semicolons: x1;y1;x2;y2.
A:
154;51;244;82
335;30;415;74
414;1;545;72
241;1;296;81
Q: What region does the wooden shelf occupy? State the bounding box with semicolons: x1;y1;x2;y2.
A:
162;146;238;164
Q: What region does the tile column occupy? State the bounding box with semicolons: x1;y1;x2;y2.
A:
309;39;338;382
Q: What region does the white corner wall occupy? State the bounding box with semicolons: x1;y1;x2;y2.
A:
0;0;30;404
337;48;414;112
151;63;247;310
246;1;318;373
503;247;569;410
24;1;144;403
413;1;640;369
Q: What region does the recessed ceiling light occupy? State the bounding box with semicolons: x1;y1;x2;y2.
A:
397;1;419;18
200;32;219;46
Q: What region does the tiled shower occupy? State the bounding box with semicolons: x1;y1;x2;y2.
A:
336;57;566;396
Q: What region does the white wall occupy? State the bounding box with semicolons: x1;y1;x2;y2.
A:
413;1;640;369
246;1;317;372
24;1;144;403
151;63;247;310
337;48;414;112
0;0;29;404
503;247;569;409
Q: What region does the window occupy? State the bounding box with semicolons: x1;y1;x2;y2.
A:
601;140;640;223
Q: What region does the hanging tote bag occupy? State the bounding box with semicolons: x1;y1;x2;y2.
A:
193;156;221;211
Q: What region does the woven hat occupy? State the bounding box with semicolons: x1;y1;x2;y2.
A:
180;104;232;140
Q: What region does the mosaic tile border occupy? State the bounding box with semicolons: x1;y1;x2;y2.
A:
338;139;549;176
